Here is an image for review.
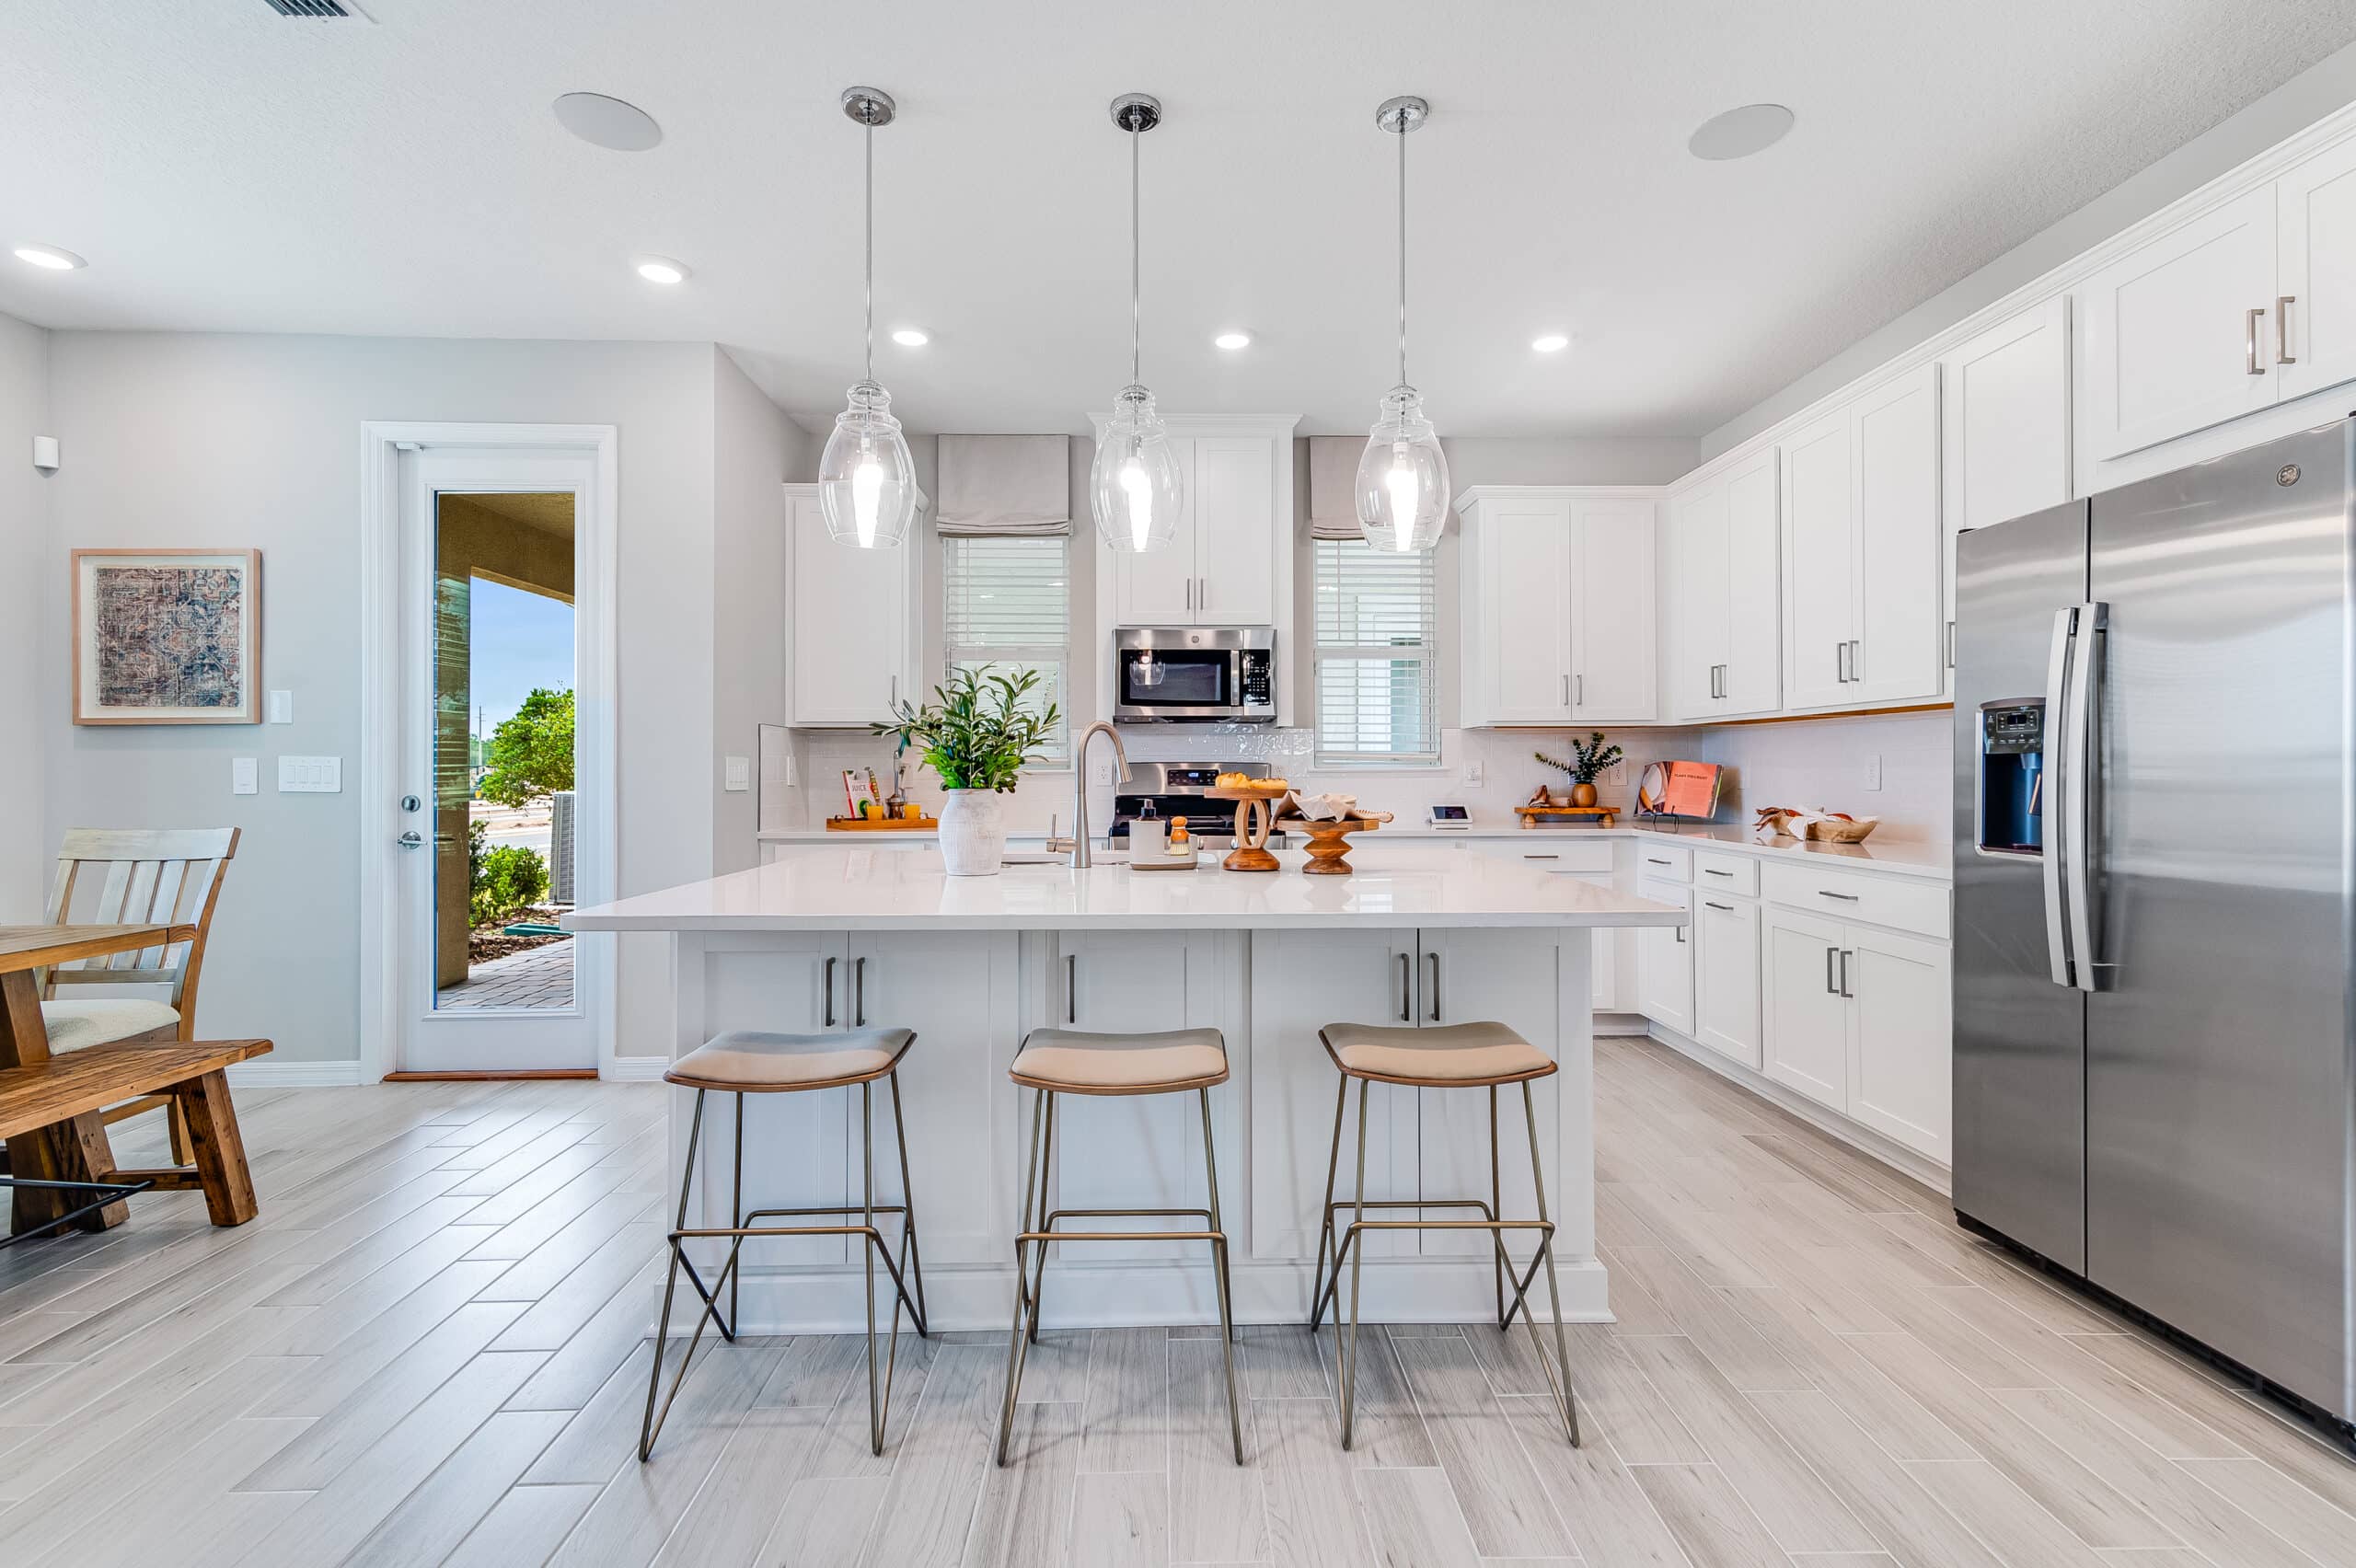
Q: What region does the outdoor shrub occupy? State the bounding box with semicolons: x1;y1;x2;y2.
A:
470;843;549;928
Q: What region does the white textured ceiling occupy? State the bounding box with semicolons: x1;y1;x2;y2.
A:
6;1;2356;438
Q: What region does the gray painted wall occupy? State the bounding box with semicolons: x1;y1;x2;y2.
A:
0;313;49;920
1703;37;2356;459
40;332;725;1064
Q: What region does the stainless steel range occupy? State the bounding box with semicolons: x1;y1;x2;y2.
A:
1107;763;1288;850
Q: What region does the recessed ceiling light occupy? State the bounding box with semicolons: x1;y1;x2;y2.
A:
553;92;664;152
1688;103;1795;161
891;328;930;347
1214;330;1253;351
1530;332;1571;353
633;257;689;285
13;244;86;271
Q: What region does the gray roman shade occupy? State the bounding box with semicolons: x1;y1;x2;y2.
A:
1307;435;1366;541
936;434;1072;536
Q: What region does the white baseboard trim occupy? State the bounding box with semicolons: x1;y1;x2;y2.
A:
1643;1024;1953;1196
225;1059;364;1088
603;1056;669;1082
691;1254;1612;1338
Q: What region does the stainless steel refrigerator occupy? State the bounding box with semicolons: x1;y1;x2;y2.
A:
1953;418;2354;1432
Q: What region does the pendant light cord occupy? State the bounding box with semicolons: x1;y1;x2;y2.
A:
863;118;875;385
1396;119;1408;387
1130;124;1141;386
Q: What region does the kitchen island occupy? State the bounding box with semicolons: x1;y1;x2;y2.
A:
566;843;1685;1333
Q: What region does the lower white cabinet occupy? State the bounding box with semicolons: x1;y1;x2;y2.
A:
1574;872;1621;1010
1634;878;1695;1038
1761;905;1952;1162
1692;892;1761;1069
1248;927;1567;1264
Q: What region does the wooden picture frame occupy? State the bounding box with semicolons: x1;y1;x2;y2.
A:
71;548;262;725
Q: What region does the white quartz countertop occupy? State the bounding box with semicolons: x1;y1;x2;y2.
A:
569;843;1690;933
755;821;1952;881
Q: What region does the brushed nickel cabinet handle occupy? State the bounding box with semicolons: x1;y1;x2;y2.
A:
2279;295;2297;364
1705;900;1734;912
1840;949;1854;998
853;956;866;1028
823;956;837;1028
1703;867;1733;877
1561;673;1569;707
1427;951;1441;1022
2247;306;2267;375
1524;853;1560;860
1066;953;1077;1022
1398;951;1412;1021
1646;856;1672;867
1826;946;1839;994
1817;889;1861;902
1576;674;1585;708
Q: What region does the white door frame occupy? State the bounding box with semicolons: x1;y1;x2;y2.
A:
358;421;619;1080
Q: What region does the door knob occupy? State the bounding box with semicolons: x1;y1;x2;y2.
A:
398;831;424;849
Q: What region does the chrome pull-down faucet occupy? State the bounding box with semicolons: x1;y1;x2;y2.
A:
1071;721;1132;870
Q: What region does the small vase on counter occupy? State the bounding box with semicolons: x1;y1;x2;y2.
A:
938;789;1008;876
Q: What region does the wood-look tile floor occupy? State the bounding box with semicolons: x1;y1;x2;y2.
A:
2;1042;2353;1567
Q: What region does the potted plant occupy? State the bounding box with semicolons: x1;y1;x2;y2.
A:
873;666;1061;876
1535;733;1623;809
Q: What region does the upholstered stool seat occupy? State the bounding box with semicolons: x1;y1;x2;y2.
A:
1010;1027;1228;1093
40;999;180;1053
668;1027;915;1090
1319;1020;1553;1085
1311;1017;1581;1451
997;1023;1242;1469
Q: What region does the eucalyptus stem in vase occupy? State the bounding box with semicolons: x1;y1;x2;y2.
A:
872;666;1061;875
1534;732;1623;809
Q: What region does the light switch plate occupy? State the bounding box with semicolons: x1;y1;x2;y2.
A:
278;755;342;793
268;689;294;724
1864;754;1883;791
724;755;750;791
1461;759;1484;787
232;757;258;796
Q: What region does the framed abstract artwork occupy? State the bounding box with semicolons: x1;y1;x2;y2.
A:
72;548;262;725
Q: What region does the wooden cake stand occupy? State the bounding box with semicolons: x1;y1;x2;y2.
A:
1205;784;1290;872
1284;811;1392;874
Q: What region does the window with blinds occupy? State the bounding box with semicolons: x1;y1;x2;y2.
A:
1313;538;1438;766
941;536;1071;766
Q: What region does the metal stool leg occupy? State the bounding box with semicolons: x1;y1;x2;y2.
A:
642;1089;722;1460
1521;1080;1579;1447
1306;1072;1348;1332
1338;1076;1371;1449
888;1069;930;1337
860;1078;908;1456
997;1087;1050;1466
1198;1089;1244;1464
1490;1085;1507;1328
730;1091;745;1337
1024;1090;1056;1344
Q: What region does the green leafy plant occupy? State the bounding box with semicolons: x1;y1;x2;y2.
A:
1535;732;1624;786
872;665;1060;793
470;841;550;929
478;687;575;807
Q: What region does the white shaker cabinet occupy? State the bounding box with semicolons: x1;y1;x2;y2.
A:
1457;488;1657;727
1634;878;1694;1039
1666;449;1780;721
2277;133;2356;403
2080;186;2279;460
1940;297;2073;691
1761;906;1851;1113
1692;890;1761;1070
1099;426;1288;629
1779;363;1943;711
1760;902;1952;1163
1106;436;1197;625
785;483;922;727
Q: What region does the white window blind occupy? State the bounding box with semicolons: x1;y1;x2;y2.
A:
1313;539;1438;765
941;536;1071;765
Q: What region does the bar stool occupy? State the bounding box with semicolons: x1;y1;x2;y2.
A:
995;1026;1243;1467
640;1026;930;1461
1306;1020;1580;1449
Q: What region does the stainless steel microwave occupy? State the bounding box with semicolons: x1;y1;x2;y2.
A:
1112;628;1276;722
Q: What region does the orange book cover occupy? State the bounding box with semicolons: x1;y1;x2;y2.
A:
1642;761;1723;819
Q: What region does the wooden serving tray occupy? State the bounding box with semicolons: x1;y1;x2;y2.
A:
826;815;940;832
1513;804;1618;827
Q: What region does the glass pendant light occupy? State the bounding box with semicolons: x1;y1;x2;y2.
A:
820;87;919;549
1356;95;1450;554
1090;93;1184;555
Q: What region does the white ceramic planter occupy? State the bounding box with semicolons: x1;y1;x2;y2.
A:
938;789;1008;876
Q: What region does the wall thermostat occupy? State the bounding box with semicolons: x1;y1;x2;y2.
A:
1426;803;1472;830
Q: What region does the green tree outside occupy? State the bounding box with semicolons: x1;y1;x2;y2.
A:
478;686;574;807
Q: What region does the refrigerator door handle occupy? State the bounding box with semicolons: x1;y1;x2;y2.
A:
2042;605;2077;987
2062;601;2108;993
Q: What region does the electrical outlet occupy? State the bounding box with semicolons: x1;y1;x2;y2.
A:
1602;761;1626;789
1091;758;1116;788
1461;759;1484;787
1864;754;1883;791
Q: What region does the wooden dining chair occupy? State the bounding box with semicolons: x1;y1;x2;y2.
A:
33;828;242;1159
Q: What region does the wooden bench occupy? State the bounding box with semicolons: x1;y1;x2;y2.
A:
0;1039;271;1234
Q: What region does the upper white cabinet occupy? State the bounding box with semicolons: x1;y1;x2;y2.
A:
1779;363;1943;711
2277;133;2356;403
786;483;922;727
1940;296;2073;689
1666;448;1780;721
1099;426;1288;629
1457;488;1657;727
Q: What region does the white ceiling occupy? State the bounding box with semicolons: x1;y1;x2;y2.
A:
6;1;2356;439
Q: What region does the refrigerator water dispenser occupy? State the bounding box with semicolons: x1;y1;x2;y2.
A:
1977;702;2045;854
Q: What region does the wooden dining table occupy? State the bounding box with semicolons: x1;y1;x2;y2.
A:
2;923;180;1232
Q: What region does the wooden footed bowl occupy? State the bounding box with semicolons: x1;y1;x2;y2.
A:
1285;812;1390;874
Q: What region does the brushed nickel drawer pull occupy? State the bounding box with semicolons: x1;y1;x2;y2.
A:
2279;294;2297;364
1818;890;1861;901
1705;900;1734;912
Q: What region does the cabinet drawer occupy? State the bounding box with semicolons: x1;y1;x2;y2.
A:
1479;838;1615;875
1632;843;1693;883
1692;851;1758;897
1760;862;1949;940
